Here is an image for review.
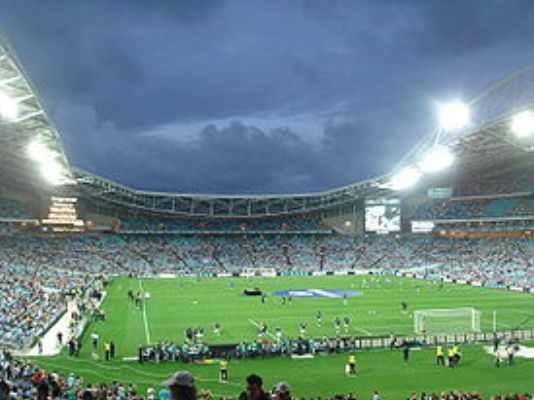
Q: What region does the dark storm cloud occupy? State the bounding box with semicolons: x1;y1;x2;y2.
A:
0;0;532;193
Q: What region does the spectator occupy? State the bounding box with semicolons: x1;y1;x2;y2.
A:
162;371;197;400
272;381;292;400
239;374;269;400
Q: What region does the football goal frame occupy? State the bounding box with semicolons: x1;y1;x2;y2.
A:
414;307;481;334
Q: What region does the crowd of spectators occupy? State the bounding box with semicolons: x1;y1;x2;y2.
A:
409;195;533;221
0;198;32;220
1;234;530;285
0;259;99;348
432;220;534;233
0;352;531;400
120;216;329;234
452;174;533;197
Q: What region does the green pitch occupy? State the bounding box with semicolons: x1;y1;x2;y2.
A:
32;276;534;398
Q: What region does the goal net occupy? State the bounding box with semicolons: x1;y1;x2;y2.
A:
241;268;277;278
414;307;481;334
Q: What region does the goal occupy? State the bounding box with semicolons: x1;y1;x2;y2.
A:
414;307;481;334
241;268;277;278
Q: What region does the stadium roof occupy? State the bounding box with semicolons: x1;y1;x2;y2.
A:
398;65;534;173
0;38;72;189
75;66;534;217
0;35;532;217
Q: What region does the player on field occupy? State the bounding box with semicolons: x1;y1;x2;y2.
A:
447;347;455;368
346;353;357;375
275;327;283;342
316;311;323;327
401;301;408;313
436;345;445;366
506;345;515;365
91;331;99;350
213;323;221;336
452;345;461;366
343;293;348;306
492;334;501;353
195;327;204;343
298;322;307;336
219;357;229;382
258;322;267;338
334;317;341;334
185;327;194;343
402;341;410;362
343;316;351;333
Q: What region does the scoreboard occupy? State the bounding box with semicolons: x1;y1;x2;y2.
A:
364;198;401;233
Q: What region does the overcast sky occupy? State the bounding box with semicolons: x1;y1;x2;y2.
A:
1;0;532;194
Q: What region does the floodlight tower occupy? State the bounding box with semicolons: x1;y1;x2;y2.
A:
388;101;467;191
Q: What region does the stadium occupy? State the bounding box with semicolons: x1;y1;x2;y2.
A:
1;15;534;400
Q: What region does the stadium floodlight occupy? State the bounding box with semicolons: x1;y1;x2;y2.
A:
0;89;18;121
419;147;454;173
511;110;534;138
40;159;67;186
28;139;69;186
389;166;422;191
438;101;470;131
28;139;61;163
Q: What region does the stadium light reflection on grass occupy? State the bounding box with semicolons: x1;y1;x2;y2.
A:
0;89;18;121
438;101;470;131
419;147;454;173
511;110;534;138
389;166;422;191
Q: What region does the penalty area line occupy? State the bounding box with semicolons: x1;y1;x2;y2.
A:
139;280;151;345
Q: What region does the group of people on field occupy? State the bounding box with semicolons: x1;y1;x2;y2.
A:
436;345;462;368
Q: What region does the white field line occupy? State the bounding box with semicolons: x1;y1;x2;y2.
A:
352;326;374;336
139;280;151;344
248;318;278;340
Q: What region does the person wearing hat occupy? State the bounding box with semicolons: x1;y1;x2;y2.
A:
162;371;196;400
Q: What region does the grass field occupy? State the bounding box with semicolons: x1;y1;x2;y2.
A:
31;276;534;398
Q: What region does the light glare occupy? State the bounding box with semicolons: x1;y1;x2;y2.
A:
438;101;470;131
0;90;18;121
419;147;454;173
40;159;66;185
28;139;69;186
28;140;60;163
511;110;534;138
389;166;422;191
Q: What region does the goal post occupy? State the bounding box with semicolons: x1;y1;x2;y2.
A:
414;307;481;334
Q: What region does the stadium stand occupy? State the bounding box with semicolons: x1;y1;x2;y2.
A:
0;355;530;400
0;198;32;220
119;216;329;233
409;195;534;221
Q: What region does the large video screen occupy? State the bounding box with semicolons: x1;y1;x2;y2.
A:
365;198;401;233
